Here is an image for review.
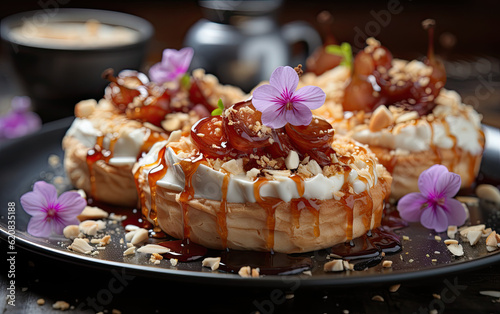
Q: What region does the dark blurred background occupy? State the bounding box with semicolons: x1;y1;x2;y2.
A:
1;0;500;126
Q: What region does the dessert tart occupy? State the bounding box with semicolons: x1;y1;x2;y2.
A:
63;68;245;207
301;23;485;199
134;97;392;253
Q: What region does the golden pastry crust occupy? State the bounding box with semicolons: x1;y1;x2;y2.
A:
136;134;392;254
154;173;391;253
63;135;139;207
370;145;482;200
300;65;485;199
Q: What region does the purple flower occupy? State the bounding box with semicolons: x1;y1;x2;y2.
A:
0;96;41;140
252;66;326;129
397;165;466;232
148;47;194;84
20;181;86;237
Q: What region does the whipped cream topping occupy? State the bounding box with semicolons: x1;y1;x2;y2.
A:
65;117;147;166
350;89;483;155
137;139;381;205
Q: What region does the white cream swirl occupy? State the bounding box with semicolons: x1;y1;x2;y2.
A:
136;139;382;205
350;89;483;155
65;117;147;166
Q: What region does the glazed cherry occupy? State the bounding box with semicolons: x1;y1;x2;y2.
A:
343;21;445;116
191;116;232;158
223;100;273;153
268;128;298;158
285;117;334;152
189;78;214;113
125;85;172;127
103;69;146;112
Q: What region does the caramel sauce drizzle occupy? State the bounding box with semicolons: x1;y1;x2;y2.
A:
133;146;167;224
86;135;117;200
289;175;321;237
217;174;230;248
253;177;284;251
147;146;168;226
177;156;204;240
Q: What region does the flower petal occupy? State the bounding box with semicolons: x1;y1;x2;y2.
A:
260;105;287;129
397;192;428;222
269;66;299;97
34;181;58;208
420;205;449;232
435;171;461;198
27;216;52;238
418;165;449;196
20;191;47;217
252;84;285;113
57;191;87;216
173;47;194;72
442;198;467;227
284;102;313;126
149;63;168;83
292;86;326;110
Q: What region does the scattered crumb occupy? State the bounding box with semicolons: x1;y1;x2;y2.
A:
202;257;221;271
371;295;384;302
285;293;294;300
382;260;393;268
434;235;442;242
238;266;260;278
170;258;178;267
52;300;70;311
389;284;401;292
433;293;441;299
37;298;45;305
402;235;410;241
123;246;135;256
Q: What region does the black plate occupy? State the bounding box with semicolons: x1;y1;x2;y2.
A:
0;118;499;289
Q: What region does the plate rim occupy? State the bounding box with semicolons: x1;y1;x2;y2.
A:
1;117;499;288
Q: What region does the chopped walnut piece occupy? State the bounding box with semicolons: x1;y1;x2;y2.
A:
137;244;171;254
149;253;163;264
285;150;300;170
52;300;70;311
221;159;244;175
446;243;464;257
202;257;221;271
68;238;93;255
75;99;97;118
447;225;457;239
467;230;482;246
444;239;458;245
476;184;500;204
123;246;136;256
369;105;394;132
486;231;498;247
79;220;99;236
382;260;393;268
63;225;80;239
238;266;259;278
389;284;401;292
324;259;344;272
130;228;149;246
371;295;384;302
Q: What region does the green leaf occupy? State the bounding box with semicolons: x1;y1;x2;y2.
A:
325;45;343;56
211;98;225;116
180;74;191;89
211;108;223;116
325;42;353;69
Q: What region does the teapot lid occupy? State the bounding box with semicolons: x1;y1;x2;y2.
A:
199;0;283;23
